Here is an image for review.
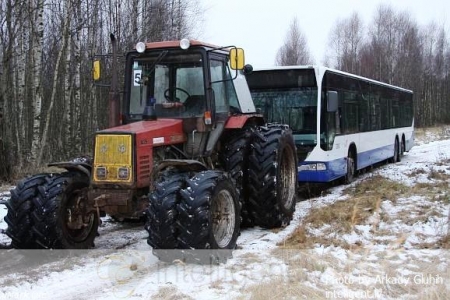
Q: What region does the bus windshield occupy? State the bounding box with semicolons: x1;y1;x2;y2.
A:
251;87;317;138
247;68;318;147
128;51;205;119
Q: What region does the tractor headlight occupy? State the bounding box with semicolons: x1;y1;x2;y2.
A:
118;167;130;180
136;42;146;53
96;166;107;179
180;38;190;50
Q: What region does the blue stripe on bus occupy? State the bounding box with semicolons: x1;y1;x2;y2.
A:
357;144;394;169
298;143;394;183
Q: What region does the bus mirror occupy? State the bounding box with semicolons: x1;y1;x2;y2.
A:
93;60;101;80
327;91;338;112
230;48;245;70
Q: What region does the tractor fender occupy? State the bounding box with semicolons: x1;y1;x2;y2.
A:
225;114;264;129
48;157;92;178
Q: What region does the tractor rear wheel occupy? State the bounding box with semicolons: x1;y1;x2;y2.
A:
145;169;189;258
247;125;297;228
177;171;240;263
4;174;47;248
219;129;254;227
32;172;98;249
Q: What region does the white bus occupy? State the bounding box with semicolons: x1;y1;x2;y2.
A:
246;66;414;183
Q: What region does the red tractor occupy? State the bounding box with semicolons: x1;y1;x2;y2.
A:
4;37;297;260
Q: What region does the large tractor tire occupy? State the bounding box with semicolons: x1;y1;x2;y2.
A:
248;124;298;228
4;174;48;248
31;172;98;249
177;171;240;263
145;169;189;253
219;129;254;227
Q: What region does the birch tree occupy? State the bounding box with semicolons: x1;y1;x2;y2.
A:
37;0;71;165
276;17;313;66
326;12;364;73
30;0;44;164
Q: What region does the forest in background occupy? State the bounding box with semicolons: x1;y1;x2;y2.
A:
0;1;449;180
0;0;202;180
277;6;450;129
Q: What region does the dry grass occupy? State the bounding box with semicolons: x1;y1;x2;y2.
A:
0;184;11;193
427;168;450;181
151;286;194;300
238;247;450;300
408;168;427;177
415;126;450;143
281;169;449;250
281;176;409;249
235;276;326;300
12;166;64;182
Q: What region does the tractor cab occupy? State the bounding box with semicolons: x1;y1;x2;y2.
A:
119;40;255;126
93;39;258;159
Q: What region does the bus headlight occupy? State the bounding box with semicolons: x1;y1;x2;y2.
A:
317;163;327;171
298;163;327;172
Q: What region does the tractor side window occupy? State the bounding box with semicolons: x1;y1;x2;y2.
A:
211;59;236;113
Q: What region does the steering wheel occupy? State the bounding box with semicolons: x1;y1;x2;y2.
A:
164;87;191;102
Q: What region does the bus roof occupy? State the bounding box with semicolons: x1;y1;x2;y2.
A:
251;65;413;94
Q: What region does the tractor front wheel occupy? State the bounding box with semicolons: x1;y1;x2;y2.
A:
177;171;240;263
32;172;98;249
145;169;189;260
4;174;48;248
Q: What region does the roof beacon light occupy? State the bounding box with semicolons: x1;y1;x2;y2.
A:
180;39;190;50
136;42;146;53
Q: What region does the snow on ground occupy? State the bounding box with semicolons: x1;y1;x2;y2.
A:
0;130;449;299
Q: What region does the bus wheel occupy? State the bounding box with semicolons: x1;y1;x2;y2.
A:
399;138;405;161
345;152;355;184
389;138;399;163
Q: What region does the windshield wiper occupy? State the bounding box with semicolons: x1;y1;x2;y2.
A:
138;50;168;105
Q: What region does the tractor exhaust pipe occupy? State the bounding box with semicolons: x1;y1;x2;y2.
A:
109;33;120;128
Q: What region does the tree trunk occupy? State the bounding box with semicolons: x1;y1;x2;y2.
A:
37;1;71;165
30;0;44;166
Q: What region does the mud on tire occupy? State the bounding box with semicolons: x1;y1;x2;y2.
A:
4;174;48;248
247;124;298;228
31;172;98;249
145;169;189;259
177;171;240;263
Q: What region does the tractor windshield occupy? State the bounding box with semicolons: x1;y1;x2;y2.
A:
128;51;205;119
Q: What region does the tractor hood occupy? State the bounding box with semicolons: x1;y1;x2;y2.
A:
99;118;186;147
94;119;186;188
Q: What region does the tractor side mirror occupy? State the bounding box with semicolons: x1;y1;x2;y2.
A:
327;91;338;112
93;60;101;81
230;48;245;70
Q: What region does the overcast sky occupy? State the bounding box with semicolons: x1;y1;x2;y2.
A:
199;0;449;68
